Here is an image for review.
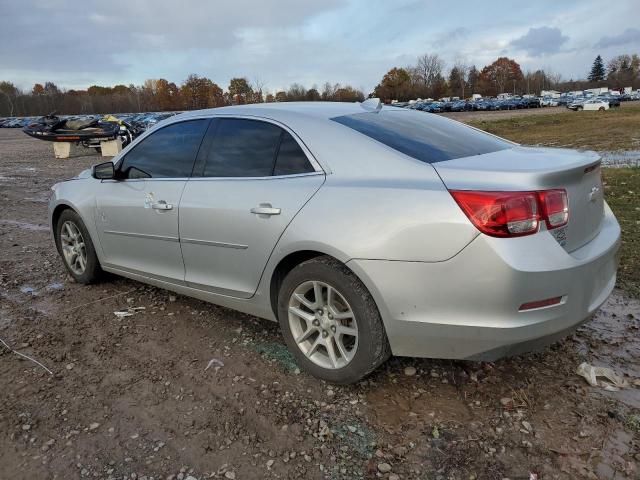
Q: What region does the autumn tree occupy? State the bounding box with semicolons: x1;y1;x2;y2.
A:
305;87;321;101
32;83;45;95
154;78;180;110
373;67;413;101
478;57;524;96
180;74;224;110
228;77;253;104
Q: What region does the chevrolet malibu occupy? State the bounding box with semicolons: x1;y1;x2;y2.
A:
49;100;620;384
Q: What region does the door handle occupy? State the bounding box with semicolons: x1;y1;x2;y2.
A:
250;204;281;216
152;201;173;211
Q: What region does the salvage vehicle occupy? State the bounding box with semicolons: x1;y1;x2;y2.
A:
579;99;609;111
49;100;620;384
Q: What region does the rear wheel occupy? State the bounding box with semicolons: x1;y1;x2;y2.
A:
277;256;390;384
54;209;103;284
599;107;605;111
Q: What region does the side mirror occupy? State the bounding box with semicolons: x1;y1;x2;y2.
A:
92;161;115;180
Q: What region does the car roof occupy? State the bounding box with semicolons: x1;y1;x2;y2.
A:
173;101;366;122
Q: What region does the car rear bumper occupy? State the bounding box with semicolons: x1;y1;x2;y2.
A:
347;203;621;360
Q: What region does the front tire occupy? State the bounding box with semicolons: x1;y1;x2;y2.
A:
277;256;390;384
54;209;103;284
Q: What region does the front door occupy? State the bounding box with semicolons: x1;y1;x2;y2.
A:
180;117;324;298
95;118;209;282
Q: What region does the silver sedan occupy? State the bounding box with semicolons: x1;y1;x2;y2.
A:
49;100;620;384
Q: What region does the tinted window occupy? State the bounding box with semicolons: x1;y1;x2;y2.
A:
331;110;511;163
274;131;315;176
203;119;281;177
120;120;207;178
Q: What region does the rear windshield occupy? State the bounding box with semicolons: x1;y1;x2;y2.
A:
331;109;511;163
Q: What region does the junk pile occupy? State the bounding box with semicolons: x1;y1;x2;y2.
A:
22;112;142;153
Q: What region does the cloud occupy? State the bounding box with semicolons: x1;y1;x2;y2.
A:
432;27;470;47
595;28;640;48
0;0;345;79
510;26;569;56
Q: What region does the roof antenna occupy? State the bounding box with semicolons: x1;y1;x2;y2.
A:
360;98;382;112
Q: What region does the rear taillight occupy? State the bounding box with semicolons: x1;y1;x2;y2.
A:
538;189;568;228
450;189;568;238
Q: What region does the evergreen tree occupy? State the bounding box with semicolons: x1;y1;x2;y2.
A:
588;55;605;82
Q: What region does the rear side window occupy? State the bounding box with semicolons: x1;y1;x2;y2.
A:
331;110;511;163
203;119;282;177
120;119;208;178
202;119;316;177
274;131;315;176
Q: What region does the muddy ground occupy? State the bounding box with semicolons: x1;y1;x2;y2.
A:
1;128;639;480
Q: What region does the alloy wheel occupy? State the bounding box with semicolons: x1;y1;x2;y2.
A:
60;221;87;275
288;280;358;370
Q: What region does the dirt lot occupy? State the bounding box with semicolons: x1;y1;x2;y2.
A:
1;129;639;480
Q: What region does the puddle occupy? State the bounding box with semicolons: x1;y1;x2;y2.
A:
19;285;38;295
574;291;640;408
0;220;49;231
600;150;640;168
23;196;49;204
46;283;64;291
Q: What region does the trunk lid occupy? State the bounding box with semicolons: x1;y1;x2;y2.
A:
433;146;604;252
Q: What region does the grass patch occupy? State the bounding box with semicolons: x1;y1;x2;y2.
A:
602;168;640;297
468;104;640;151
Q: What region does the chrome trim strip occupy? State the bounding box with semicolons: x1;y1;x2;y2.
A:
181;238;248;249
187;171;324;181
104;230;179;242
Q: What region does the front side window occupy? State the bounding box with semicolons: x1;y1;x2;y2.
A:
119;119;208;178
331;109;511;163
202;119;316;177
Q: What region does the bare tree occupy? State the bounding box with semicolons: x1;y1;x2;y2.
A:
251;77;267;103
453;57;470;98
415;54;445;88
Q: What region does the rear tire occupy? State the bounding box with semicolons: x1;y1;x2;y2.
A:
54;209;103;284
599;107;605;111
277;256;390;384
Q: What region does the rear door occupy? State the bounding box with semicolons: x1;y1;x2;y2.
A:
179;117;324;298
95;119;209;282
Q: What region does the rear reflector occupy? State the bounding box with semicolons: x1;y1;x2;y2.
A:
450;189;568;238
519;296;563;311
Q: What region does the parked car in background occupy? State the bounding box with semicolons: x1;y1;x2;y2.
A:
582;99;610;111
567;98;586;110
598;95;620;108
49;100;620;384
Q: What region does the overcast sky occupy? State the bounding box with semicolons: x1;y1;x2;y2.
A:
2;0;639;93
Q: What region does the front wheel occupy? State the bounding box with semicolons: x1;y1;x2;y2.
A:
54;209;103;284
277;256;390;384
599;107;605;111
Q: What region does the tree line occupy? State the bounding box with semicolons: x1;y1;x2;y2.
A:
0;52;638;116
373;52;640;102
0;76;365;117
